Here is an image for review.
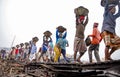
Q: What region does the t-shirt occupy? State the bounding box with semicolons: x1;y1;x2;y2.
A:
57;38;68;50
90;28;101;44
30;44;37;54
15;49;19;55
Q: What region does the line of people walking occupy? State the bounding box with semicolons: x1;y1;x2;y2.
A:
6;0;120;64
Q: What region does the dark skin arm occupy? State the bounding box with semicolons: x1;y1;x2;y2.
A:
84;15;89;27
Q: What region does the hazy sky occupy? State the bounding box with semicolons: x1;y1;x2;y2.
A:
0;0;120;61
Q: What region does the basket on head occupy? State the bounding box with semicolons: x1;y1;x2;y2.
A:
25;42;29;46
43;30;52;37
32;37;39;42
20;43;24;47
57;26;66;33
12;47;15;49
101;0;119;7
16;45;19;48
74;6;89;16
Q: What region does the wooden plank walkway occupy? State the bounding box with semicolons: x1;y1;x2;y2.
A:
24;59;120;77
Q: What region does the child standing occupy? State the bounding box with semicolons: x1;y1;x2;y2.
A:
15;45;20;60
10;47;15;60
29;37;39;62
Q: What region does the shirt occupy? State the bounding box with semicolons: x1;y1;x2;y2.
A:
89;27;101;44
57;38;68;50
30;44;37;54
102;0;120;34
15;49;19;55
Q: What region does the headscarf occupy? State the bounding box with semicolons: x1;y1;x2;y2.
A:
80;15;85;22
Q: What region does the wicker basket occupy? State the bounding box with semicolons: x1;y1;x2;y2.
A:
101;0;119;7
57;26;66;33
74;6;89;16
85;36;91;46
43;30;52;37
25;42;29;46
